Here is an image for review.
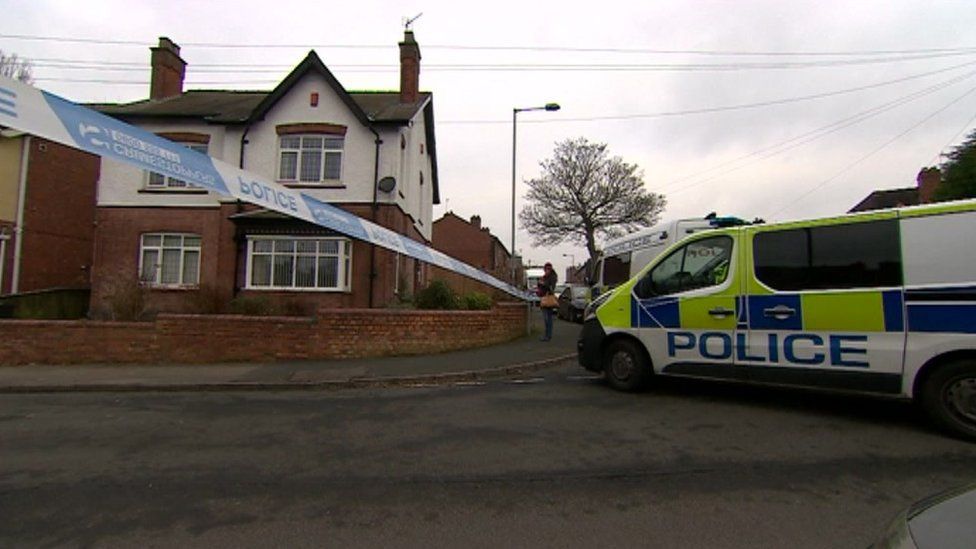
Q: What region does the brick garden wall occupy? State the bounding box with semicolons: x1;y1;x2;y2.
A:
0;303;527;366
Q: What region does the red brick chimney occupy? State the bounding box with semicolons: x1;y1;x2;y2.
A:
917;167;942;204
150;37;186;101
470;215;481;229
399;30;421;104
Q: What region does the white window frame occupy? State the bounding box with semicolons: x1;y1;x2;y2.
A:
245;236;352;292
277;135;344;184
138;233;202;288
146;142;209;189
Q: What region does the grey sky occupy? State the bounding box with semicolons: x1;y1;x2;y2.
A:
3;0;976;277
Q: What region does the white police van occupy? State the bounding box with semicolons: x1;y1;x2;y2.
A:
591;214;748;296
578;200;976;439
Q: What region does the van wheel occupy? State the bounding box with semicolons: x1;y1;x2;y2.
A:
920;360;976;441
603;339;651;392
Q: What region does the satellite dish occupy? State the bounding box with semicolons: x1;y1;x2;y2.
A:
377;176;397;193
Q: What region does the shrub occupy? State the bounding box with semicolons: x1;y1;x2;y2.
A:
415;280;459;310
461;291;493;310
105;278;150;321
228;295;273;316
277;298;314;317
185;284;223;314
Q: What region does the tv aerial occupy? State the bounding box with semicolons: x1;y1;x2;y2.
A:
404;12;423;30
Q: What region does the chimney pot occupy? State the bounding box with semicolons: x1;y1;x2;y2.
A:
150;36;186;100
470;215;481;229
917;167;942;204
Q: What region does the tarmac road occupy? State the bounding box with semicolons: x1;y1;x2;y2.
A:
2;361;975;548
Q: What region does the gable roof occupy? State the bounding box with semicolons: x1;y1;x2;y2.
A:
89;51;431;126
90;89;431;125
848;187;920;213
248;51;371;126
88;49;438;203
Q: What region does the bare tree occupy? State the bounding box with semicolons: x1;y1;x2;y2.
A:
0;51;34;84
519;137;666;274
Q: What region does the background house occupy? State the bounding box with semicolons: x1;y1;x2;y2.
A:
431;212;515;287
0;132;99;310
85;31;443;316
849;167;942;212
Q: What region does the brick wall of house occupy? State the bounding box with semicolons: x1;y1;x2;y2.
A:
89;201;431;315
428;265;514;302
18;139;100;292
432;213;513;285
89;205;232;317
0;303;526;365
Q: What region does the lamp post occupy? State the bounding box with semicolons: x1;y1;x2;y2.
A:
511;102;560;284
562;253;575;283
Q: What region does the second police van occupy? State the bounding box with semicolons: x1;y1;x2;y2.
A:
578;200;976;440
590;213;748;296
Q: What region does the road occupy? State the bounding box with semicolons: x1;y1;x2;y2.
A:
2;362;975;548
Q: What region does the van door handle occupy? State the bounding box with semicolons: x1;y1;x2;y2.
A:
763;305;796;320
708;307;734;318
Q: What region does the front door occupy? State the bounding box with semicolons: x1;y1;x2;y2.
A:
631;233;742;378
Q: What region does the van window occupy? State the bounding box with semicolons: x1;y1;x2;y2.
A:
634;236;733;298
753;219;902;291
602;252;631;288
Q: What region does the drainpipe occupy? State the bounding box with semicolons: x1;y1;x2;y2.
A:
11;136;31;294
232;123;252;299
368;126;382;308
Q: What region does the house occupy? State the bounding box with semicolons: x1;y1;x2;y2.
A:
0;131;99;298
431;212;515;286
85;31;441;316
849;167;941;212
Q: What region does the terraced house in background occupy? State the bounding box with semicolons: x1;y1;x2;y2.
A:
81;31;439;316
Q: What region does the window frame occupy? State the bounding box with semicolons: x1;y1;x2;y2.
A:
145;142;209;189
245;236;352;292
277;134;345;185
752;219;903;292
138;232;202;288
634;235;734;299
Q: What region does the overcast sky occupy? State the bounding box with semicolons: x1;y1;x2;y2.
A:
4;0;976;278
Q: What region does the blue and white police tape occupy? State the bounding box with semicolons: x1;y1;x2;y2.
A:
0;75;533;299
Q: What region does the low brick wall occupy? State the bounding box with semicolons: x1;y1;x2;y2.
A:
0;303;528;366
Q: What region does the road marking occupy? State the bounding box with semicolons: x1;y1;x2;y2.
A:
453;381;488;387
566;375;604;382
504;378;546;385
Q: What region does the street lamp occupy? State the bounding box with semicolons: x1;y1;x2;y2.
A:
562;253;575;282
511;102;560;283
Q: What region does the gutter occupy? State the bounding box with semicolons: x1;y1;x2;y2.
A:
11;136;30;293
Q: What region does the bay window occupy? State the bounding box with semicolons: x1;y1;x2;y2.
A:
247;236;352;291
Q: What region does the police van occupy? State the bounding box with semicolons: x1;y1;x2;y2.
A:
578;200;976;439
591;214;747;296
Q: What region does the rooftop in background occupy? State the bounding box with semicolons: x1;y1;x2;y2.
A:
849;167;941;213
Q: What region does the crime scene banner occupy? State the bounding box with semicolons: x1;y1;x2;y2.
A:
0;75;529;299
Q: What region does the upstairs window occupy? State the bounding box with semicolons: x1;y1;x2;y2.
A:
139;233;201;287
147;142;208;189
278;135;344;183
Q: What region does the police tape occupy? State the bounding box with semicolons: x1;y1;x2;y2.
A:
0;75;531;299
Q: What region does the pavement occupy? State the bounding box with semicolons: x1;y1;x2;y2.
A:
0;316;584;393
